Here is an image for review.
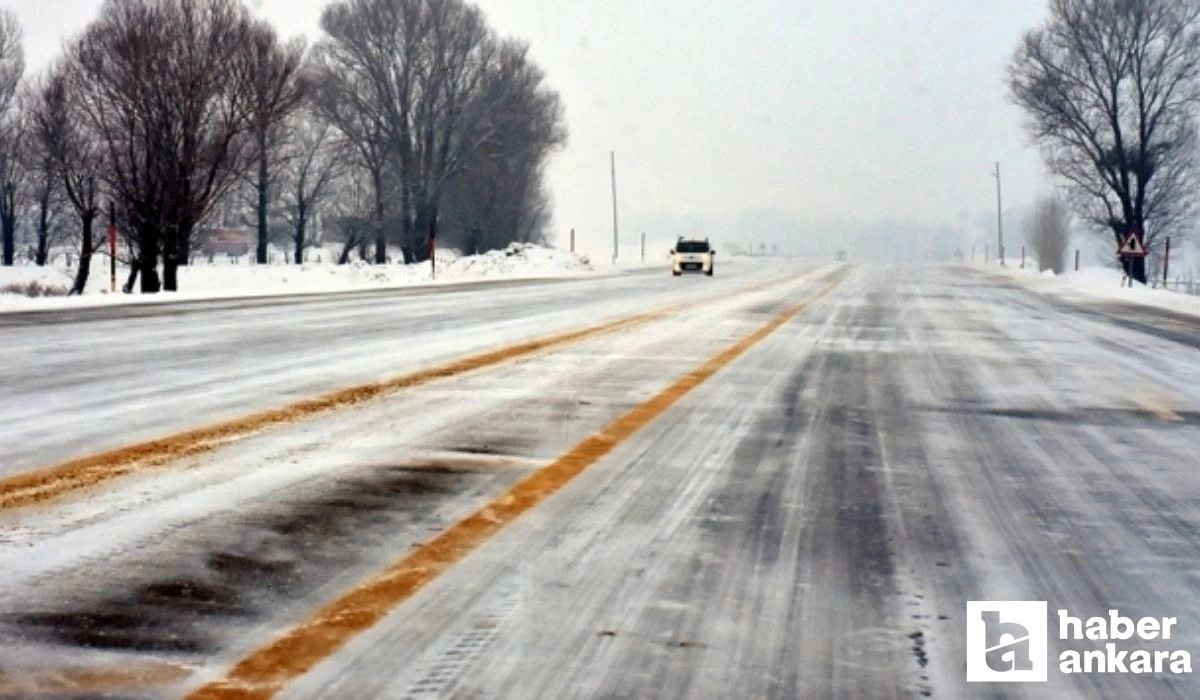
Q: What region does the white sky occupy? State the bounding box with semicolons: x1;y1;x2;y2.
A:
11;0;1056;259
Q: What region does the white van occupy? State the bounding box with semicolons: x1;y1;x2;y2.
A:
671;238;715;276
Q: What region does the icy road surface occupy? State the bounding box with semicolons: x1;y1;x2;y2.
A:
1;263;1199;699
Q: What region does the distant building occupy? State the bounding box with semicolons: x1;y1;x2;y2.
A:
196;228;251;258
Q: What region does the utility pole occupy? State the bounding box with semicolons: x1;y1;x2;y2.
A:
610;152;619;265
991;162;1005;266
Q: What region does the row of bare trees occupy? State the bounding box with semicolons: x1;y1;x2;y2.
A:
0;0;566;293
1010;0;1200;283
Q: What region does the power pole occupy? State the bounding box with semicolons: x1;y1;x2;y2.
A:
610;152;619;265
991;162;1005;266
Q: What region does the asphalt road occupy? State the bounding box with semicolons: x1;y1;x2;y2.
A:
1;263;1199;699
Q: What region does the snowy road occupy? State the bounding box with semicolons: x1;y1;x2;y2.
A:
0;261;762;477
2;264;1200;698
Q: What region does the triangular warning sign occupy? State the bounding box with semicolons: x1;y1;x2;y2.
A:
1118;232;1147;257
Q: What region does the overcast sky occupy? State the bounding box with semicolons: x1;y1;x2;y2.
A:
11;0;1056;259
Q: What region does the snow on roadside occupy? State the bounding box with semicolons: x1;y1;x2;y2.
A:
0;266;75;296
976;259;1200;318
0;243;597;312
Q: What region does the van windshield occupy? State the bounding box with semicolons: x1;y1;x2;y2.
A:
676;241;710;253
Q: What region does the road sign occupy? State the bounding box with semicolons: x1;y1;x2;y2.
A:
1118;232;1147;257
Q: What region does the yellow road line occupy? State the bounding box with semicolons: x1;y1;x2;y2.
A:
186;274;845;700
0;272;823;512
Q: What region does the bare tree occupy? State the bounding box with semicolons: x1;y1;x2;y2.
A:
280;114;345;263
0;116;22;267
314;0;566;265
65;0;260;292
312;0;424;264
0;9;20;115
30;68;105;294
246;24;306;265
405;0;494;262
22;85;66;267
1009;0;1200;283
440;39;566;254
0;9;24;266
1027;195;1073;274
27;150;64;266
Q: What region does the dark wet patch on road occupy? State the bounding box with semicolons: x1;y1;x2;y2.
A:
1;464;496;659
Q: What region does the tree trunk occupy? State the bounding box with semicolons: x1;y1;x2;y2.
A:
138;226;162;293
36;198;50;266
294;213;307;265
373;201;386;264
124;261;140;293
410;202;430;263
1;224;12;264
0;209;13;267
70;214;96;296
400;185;413;264
162;239;179;292
1129;255;1147;284
427;204;438;262
257;150;269;265
139;254;160;293
163;257;178;290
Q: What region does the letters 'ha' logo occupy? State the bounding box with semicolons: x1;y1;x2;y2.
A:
966;601;1048;682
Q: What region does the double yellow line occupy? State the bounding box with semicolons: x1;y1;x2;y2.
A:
186;273;845;700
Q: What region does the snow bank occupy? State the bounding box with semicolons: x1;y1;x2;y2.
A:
0;243;596;312
977;259;1200;318
0;265;74;296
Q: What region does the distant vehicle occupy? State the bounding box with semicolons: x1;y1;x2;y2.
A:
671;237;715;277
835;249;847;261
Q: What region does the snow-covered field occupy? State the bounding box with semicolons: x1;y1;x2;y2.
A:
978;259;1200;318
0;243;620;311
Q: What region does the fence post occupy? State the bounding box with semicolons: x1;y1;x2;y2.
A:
1075;249;1080;272
1021;245;1026;270
570;228;575;253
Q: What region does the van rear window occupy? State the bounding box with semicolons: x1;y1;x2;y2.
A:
676;241;710;253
